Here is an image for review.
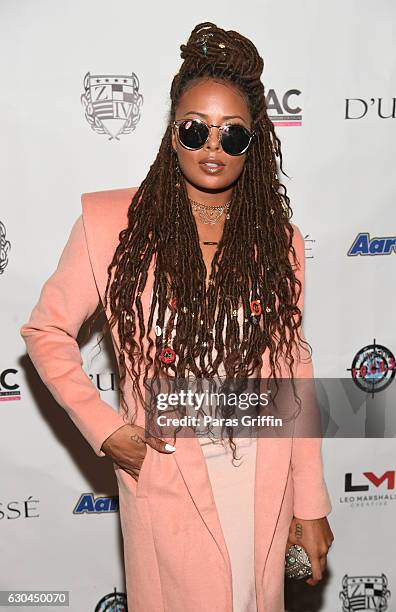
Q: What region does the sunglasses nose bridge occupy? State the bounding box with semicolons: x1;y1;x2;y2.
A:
205;123;222;149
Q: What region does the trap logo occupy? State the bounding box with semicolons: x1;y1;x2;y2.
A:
348;233;396;256
95;588;127;612
339;574;391;611
347;339;395;394
266;89;302;127
81;72;143;140
0;220;11;275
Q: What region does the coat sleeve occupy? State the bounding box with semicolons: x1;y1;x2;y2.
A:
19;213;128;457
289;224;332;519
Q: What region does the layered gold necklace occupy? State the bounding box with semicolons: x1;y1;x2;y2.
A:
189;197;231;225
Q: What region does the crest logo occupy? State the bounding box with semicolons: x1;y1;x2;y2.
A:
81;72;143;140
339;574;391;611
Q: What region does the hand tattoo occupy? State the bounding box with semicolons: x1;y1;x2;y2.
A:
295;521;303;541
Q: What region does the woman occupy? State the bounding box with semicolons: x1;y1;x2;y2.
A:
20;21;334;612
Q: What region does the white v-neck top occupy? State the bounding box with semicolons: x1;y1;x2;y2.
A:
198;435;258;612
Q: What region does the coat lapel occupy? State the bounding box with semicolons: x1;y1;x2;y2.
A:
172;434;233;574
254;437;292;587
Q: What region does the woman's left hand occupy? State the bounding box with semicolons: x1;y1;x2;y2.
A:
285;516;334;586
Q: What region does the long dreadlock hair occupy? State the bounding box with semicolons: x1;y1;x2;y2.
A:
89;22;311;462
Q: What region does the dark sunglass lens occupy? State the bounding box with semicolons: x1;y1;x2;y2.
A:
178;120;208;149
221;125;251;155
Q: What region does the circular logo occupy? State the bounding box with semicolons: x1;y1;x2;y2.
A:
95;590;127;612
348;341;395;393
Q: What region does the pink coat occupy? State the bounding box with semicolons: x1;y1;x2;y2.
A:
20;186;332;612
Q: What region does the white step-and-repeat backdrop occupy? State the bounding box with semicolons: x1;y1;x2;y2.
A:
1;1;395;610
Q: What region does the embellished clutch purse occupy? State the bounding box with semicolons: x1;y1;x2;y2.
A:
285;544;312;580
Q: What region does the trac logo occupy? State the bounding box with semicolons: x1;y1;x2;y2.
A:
73;493;119;514
347;340;395;394
348;233;396;256
266;89;302;126
0;368;21;402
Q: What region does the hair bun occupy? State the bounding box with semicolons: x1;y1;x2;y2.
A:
180;22;228;62
179;21;263;82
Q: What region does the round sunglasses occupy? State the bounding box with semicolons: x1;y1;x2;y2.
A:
172;118;255;156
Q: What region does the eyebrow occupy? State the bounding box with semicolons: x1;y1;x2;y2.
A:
183;110;248;123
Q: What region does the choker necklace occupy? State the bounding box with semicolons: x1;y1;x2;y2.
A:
189;197;231;225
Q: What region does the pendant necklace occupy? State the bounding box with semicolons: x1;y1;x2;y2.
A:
188;196;229;244
189;197;231;225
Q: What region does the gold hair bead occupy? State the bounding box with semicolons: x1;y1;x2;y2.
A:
266;306;271;312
